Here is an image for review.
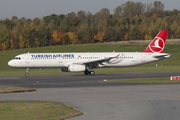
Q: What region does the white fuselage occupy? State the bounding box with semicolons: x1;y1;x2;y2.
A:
8;52;170;69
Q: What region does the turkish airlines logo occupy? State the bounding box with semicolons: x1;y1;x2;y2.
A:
149;37;165;53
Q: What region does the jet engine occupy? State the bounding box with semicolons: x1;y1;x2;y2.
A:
61;64;85;72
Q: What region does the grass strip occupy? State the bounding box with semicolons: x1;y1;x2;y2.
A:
107;77;180;83
0;101;82;120
0;85;36;93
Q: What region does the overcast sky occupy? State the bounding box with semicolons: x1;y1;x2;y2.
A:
0;0;179;20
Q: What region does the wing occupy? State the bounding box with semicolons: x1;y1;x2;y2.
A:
74;54;120;68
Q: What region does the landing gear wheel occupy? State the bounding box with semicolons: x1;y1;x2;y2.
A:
25;68;29;77
84;70;90;75
90;71;95;75
25;73;29;77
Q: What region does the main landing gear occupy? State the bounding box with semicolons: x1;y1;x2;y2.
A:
84;69;95;75
25;68;29;77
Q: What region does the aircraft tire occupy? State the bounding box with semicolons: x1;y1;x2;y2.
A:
25;73;29;77
90;71;95;75
84;70;89;75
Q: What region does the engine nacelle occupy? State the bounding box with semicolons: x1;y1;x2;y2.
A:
68;64;85;72
61;64;85;72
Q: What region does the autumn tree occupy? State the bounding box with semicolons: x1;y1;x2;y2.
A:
9;32;18;49
130;26;140;40
115;22;127;41
3;18;16;29
37;20;49;46
120;1;145;18
138;19;152;40
11;16;18;22
67;32;79;44
52;30;59;43
94;8;110;24
171;20;179;38
94;31;105;42
99;8;110;21
19;35;25;49
52;30;67;45
106;26;116;42
35;38;40;47
152;1;164;14
20;21;31;48
33;17;41;26
0;24;9;50
114;6;123;19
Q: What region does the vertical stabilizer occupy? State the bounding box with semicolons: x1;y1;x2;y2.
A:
142;30;168;53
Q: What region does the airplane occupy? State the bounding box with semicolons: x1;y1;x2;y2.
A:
8;30;170;77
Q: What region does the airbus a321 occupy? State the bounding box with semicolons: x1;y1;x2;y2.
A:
8;30;170;76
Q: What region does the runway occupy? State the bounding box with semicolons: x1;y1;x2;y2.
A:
0;72;179;88
1;72;180;120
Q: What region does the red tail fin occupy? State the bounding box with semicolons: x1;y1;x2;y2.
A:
142;30;168;53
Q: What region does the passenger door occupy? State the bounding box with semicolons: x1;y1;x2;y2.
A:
25;54;30;63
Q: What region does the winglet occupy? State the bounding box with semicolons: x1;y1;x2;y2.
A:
142;30;168;53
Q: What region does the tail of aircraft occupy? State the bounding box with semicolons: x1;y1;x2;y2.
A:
142;30;168;53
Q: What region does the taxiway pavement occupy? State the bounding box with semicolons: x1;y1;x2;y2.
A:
0;72;179;88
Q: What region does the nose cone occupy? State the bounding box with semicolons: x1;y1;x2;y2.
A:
8;60;14;67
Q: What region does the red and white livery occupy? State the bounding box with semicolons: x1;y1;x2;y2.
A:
142;30;168;53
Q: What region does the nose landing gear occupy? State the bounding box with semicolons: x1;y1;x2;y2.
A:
25;68;29;77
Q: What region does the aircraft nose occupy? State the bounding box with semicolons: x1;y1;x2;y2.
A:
8;60;13;67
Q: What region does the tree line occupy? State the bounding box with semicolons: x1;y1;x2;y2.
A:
0;1;180;51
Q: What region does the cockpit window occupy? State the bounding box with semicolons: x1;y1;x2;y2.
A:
13;57;21;60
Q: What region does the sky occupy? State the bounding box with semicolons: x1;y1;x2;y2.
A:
0;0;180;20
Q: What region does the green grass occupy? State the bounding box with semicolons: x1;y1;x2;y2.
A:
107;77;180;83
0;101;82;120
1;44;180;76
